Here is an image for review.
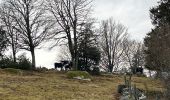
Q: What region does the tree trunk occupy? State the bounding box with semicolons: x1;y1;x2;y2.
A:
25;2;36;70
75;55;79;70
12;48;16;63
11;41;16;63
109;64;113;73
72;56;78;71
30;47;36;69
72;57;76;70
73;19;78;70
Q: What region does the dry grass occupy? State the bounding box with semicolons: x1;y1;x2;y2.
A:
0;70;164;100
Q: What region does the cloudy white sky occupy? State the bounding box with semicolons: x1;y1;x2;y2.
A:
3;0;158;68
93;0;158;40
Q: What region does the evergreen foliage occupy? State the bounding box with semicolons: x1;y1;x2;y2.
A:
150;0;170;26
145;1;170;98
78;23;101;71
145;0;170;71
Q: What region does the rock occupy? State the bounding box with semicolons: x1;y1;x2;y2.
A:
119;87;147;100
73;76;91;81
139;94;147;100
73;76;83;80
119;95;131;100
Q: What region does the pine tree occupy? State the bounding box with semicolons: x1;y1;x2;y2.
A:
150;0;170;26
145;0;170;72
145;1;170;98
78;23;101;71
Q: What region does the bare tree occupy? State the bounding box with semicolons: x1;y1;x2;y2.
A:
1;0;55;69
121;41;145;73
122;40;138;68
122;39;145;72
47;0;93;70
99;18;128;72
132;43;145;68
0;6;19;63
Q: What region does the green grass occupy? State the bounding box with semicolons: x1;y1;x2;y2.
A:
0;70;165;100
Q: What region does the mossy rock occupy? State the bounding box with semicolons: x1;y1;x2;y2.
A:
3;68;23;75
66;71;91;79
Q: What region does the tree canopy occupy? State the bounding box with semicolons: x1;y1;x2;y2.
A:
0;0;54;69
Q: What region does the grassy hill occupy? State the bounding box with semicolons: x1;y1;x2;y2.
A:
0;69;165;100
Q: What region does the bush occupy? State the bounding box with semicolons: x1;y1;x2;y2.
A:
0;54;32;70
66;71;91;79
0;57;17;69
17;54;32;70
91;67;100;75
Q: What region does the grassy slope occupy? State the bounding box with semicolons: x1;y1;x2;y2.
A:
0;70;164;100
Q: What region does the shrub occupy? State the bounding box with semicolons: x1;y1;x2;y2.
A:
0;54;32;70
66;71;91;79
91;67;100;75
17;54;32;70
0;57;18;69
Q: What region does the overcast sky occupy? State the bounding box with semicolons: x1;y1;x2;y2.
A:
2;0;158;68
93;0;158;40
